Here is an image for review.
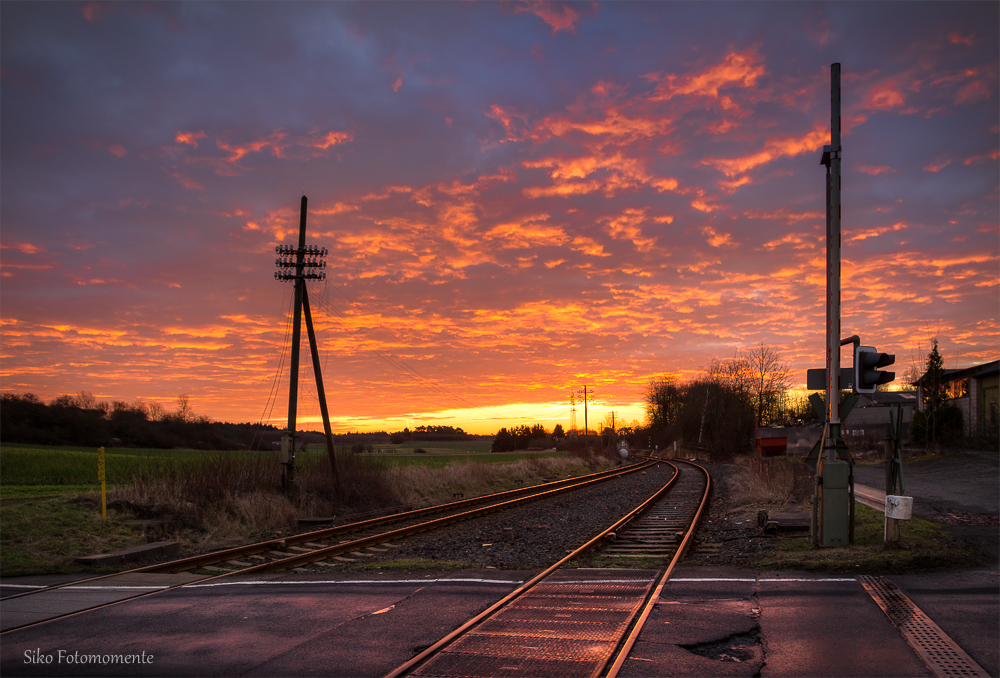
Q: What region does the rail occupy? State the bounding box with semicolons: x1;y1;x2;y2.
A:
385;458;712;678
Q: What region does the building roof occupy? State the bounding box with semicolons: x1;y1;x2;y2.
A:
910;359;999;386
874;391;917;404
857;390;917;407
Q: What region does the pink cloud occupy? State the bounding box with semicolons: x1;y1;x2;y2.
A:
514;1;584;35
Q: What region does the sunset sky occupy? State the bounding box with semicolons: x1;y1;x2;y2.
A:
2;2;997;435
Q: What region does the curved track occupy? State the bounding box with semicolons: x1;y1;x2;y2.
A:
385;458;711;678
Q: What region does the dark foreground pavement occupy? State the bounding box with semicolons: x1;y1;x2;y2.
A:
2;566;996;678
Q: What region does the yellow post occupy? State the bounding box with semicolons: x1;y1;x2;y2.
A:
98;446;106;524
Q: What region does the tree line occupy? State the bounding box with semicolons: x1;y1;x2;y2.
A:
644;344;792;460
0;392;273;450
491;423;567;452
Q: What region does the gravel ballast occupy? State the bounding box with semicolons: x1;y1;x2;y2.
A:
309;461;678;571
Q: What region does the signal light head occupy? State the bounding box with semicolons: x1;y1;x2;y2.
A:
854;345;895;394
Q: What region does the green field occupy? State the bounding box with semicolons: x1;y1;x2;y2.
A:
0;439;546;489
0;444;245;487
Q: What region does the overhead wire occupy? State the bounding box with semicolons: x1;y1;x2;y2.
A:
249;292;294;452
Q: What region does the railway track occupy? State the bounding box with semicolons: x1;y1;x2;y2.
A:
385;457;711;678
1;457;662;634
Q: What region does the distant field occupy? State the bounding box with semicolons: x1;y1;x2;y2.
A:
0;444;273;487
369;450;564;468
0;440;552;486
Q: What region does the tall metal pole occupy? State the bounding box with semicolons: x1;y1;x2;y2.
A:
284;195;308;492
825;63;842;463
815;62;850;548
583;385;588;437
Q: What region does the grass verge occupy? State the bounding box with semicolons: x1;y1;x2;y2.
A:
0;492;144;576
1;446;608;577
751;503;986;573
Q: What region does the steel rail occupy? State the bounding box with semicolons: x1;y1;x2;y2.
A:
384;459;682;678
604;458;712;677
143;461;651;574
0;460;657;635
0;460;647;602
219;458;658;574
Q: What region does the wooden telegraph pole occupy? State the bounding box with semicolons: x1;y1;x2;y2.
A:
275;196;340;496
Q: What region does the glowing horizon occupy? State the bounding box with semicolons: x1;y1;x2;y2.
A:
2;3;997;437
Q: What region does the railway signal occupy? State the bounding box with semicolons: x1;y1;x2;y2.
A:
814;62;852;549
854;345;895;394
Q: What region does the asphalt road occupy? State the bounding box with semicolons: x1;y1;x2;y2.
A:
2;566;997;678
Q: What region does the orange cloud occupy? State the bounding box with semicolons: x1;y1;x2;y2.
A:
571;236;609;257
865;87;904;109
700;225;734;247
486;216;569;249
603;209;657;252
648;50;765;104
859;165;893;175
308;131;353;150
487;104;530;143
540;108;673;144
175;130;205;147
702;122;827;177
747;208;823;225
846;222;909;242
2;242;45;254
761;232;818;251
718;176;752;194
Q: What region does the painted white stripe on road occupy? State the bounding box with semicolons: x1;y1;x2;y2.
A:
671;577;858;582
3;577;860;593
184;578;525;588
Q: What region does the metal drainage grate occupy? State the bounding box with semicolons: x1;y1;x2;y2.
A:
859;575;990;678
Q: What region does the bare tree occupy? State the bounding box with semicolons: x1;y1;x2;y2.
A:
74;391;98;410
146;401;165;422
176;394;193;423
740;343;791;426
645;376;682;433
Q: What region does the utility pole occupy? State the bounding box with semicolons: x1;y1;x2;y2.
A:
582;385;589;436
274;196;339;496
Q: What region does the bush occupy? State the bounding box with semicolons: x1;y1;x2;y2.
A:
909;406;963;447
